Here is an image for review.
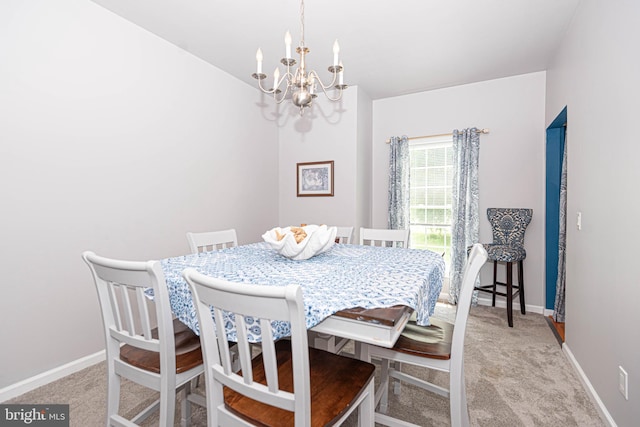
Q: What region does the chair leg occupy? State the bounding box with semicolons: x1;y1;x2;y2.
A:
449;360;469;427
159;387;176;427
492;261;498;306
506;262;514;327
106;370;121;427
379;358;391;414
357;380;375;426
392;361;402;395
180;381;192;427
460;367;469;427
518;260;526;315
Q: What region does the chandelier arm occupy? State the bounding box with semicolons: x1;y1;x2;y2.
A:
308;70;338;91
256;77;276;95
317;83;344;102
273;84;291;104
258;69;296;93
275;70;295;90
308;70;345;102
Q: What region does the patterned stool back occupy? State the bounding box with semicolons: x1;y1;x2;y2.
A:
487;208;533;247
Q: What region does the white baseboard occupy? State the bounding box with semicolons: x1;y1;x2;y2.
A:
476;295;545;314
0;350;105;403
562;343;617;427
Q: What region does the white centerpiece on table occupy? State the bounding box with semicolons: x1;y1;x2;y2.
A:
262;224;337;260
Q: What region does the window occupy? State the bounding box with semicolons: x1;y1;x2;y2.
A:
409;136;453;269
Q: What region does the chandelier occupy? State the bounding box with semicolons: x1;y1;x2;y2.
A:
252;0;347;115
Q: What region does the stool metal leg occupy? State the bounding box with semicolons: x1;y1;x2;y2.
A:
506;262;514;327
492;261;498;306
518;260;526;314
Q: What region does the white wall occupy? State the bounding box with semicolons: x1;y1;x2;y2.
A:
546;1;640;425
277;86;372;232
356;87;373;235
0;0;278;389
372;72;547;309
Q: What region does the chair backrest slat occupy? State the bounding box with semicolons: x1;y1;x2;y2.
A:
118;284;136;336
187;229;238;254
210;306;234;376
260;318;279;392
107;282;123;331
136;287;153;339
360;227;410;248
233;313;254;384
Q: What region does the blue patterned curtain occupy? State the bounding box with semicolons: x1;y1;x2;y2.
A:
388;136;410;230
450;128;480;304
553;129;567;322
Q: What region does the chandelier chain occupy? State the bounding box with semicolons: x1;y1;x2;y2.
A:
300;0;305;45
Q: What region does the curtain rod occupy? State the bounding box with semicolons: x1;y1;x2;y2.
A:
385;128;490;144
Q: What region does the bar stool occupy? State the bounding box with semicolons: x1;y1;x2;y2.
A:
475;208;532;327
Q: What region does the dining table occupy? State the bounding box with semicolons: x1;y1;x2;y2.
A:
158;241;445;348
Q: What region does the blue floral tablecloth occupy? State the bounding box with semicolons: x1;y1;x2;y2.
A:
159;242;444;342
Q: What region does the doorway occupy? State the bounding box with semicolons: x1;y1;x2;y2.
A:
545;107;567;341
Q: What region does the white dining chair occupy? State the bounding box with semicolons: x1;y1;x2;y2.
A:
82;251;204;427
334;226;354;244
360;243;488;427
183;269;376;427
360;227;410;248
186;228;238;253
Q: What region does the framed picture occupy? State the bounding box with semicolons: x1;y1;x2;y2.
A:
297;160;334;197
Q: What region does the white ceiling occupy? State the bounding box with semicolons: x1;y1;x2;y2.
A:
90;0;580;100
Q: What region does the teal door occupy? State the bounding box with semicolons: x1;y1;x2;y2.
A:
545;107;567;310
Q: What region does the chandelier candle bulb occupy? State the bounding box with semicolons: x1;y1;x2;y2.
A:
273;68;280;90
333;40;340;66
285;31;292;59
338;61;344;85
256;48;263;74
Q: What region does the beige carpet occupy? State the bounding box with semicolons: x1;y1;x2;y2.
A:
7;305;604;426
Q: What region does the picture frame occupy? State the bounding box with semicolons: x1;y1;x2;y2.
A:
296;160;334;197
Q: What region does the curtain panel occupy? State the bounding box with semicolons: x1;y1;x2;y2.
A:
450;128;480;304
388;136;410;230
553;129;567;322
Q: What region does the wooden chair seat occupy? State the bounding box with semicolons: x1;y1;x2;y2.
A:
392;315;454;360
224;340;375;426
120;319;203;374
